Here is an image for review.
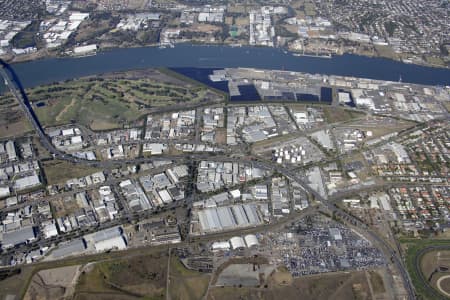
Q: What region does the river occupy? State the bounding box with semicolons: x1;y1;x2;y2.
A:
4;44;450;90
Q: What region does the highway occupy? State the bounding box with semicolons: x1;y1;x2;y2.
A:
0;59;416;299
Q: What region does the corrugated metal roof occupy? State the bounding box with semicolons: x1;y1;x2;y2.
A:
92;226;122;243
232;205;249;226
51;239;86;258
2;226;36;248
217;207;235;228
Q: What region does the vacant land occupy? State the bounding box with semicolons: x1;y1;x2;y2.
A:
323;107;365;124
42;160;102;185
208;270;371;300
29;69;224;130
367;270;386;294
0;266;35;300
1;244;174;300
72;13;119;45
24;265;81;300
268;266;293;286
337;116;416;140
375;45;399;61
73;252;168;300
169;256;211;300
0;92;32;138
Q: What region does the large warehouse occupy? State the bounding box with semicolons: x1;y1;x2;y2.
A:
196;203;262;234
88;226;128;252
1;226;37;249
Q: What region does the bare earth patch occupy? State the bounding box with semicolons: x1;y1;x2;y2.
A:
24;265;81;300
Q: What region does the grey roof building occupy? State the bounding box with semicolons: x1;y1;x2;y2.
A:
50;238;86;258
1;226;37;249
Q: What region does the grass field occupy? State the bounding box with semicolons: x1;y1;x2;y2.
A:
169;256;211;300
29;69;224;130
322;107;365;124
31;79;144;130
0;92;32;138
73;252;168;300
42;160;102;185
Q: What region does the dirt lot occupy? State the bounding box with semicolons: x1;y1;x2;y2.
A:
190;24;221;33
215;128;227;144
268;266;293;286
24;265;81;300
367;270;386;294
208;270;371;300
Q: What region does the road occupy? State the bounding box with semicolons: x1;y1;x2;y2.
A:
0;60;416;299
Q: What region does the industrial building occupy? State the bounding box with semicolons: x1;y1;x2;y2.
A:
1;226;37;249
150;226;181;245
94;236;127;251
73;44;97;55
5;140;16;161
50;238;86;259
211;241;231;251
142;143;167;155
329;228;343;241
14;173;41;191
0;186;10;198
195;203;262;234
244;234;259;248
229;236;246;250
90;226;127;252
42;221;58;239
120;179;152;211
